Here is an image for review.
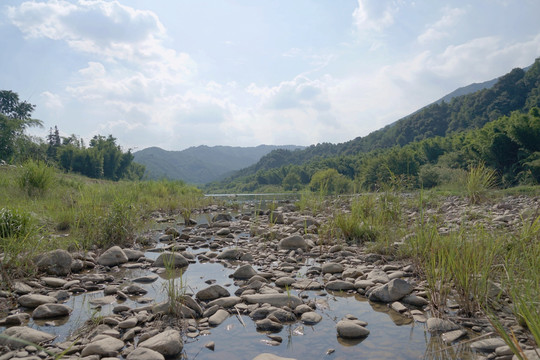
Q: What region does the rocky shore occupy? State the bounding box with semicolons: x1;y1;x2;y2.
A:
0;195;538;360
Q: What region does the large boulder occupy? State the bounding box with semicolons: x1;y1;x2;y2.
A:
138;329;183;357
196;284;230;301
152;252;189;268
233;264;257;280
0;326;55;348
34;249;72;276
278;235;308;251
97;246;128;267
368;278;413;303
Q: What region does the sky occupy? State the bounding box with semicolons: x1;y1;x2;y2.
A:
1;1;540;152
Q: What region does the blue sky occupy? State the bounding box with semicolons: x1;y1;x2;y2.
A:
1;0;539;151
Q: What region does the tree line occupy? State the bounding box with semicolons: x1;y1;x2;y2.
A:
0;90;144;180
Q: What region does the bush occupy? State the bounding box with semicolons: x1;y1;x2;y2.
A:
17;160;55;196
0;207;33;239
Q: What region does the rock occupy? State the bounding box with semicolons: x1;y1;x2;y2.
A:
81;336;124;357
207;296;242;308
441;329;467;344
470;338;506;352
513;349;540;360
126;347;165;360
41;277;67;288
217;249;243;260
118;317;138;329
252;354;297;360
33;249;73;276
213;213;232;222
426;318;460;333
18;294;57;308
0;326;55;348
3;313;30;326
291;279;323;290
233;264;257;280
243;294;303;308
325;280;355;291
354;279;375;289
205;341;215;351
322;263;343;274
270;309;296;323
208;309;229;326
133;275;158;283
216;228;230;236
196;284;230;301
32;304;72;319
368;279;413;303
152;252;189;268
123;248;145;261
390;302;408;313
138;329;183;357
366;269;389;284
275;277;295;287
336;320;370;338
301;312;322;325
401;295;429;307
256;318;283;332
278;235;308;251
97;246;128;267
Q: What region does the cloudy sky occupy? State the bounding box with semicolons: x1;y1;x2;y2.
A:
1;1;539;151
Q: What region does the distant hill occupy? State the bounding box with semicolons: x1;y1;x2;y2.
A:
133;145;304;184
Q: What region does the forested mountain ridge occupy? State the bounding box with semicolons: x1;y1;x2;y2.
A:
133;144;303;184
206;58;540;193
213;59;540;184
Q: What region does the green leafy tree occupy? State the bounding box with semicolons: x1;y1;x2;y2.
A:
0;90;42;162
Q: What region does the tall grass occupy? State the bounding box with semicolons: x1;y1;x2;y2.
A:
17;160;55;196
466;163;498;204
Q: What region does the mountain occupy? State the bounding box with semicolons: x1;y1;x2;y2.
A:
133;144;304;184
206;58;540;192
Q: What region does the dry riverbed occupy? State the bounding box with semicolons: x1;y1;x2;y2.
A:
0;195;538;360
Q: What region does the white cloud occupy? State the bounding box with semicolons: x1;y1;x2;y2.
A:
418;7;466;44
40;91;63;109
353;0;400;33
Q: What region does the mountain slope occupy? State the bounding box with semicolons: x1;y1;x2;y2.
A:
133;145;303;184
207;58;540;191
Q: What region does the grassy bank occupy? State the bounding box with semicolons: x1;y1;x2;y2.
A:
0;162;207;278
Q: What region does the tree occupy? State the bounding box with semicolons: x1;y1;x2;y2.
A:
0;90;42;162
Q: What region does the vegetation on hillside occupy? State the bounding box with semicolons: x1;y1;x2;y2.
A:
206;59;540;194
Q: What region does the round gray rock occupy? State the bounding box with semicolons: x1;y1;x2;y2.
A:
32;303;72;319
336;320;370;338
81;336;124;357
196;284;230;301
0;326;55;348
127;347;165;360
233;264;257;280
152;252;189;268
18;294;57;308
301;312;322;325
34;249;73;276
278;235;308;250
138;329;183;357
97;246;128;267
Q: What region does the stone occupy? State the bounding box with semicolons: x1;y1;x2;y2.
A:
213;213;232;222
513;349;540;360
123;248;145;261
252;354;297;360
138;329;183;357
33;249;73;276
205;341;215;351
81;336;124;357
278;235;308;251
426;318;460;333
132;274;158;283
118;317;138;329
301;312;322;325
217;249;243;260
18;294;57;308
97;246;128;267
390;302;408;313
275;277;295;287
322;263;343;274
354;279;375;289
291;279;323;290
233;264;257;280
243;294;303;308
0;326;55;348
401;295;429;307
441;329;467;344
470;338;506;352
325;280;355;291
366;269;389;284
207;296;242;308
256;318;283;332
126;347;165;360
208;309;229;326
152;252;189;268
196;284;230;301
336;320;370;338
40;277;67;288
32;304;72;319
368;279;413;303
270;309;296;323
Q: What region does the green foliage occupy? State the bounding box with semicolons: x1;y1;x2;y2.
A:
309;168;351;194
466;163;498;204
17;160;55;196
0;207;33;239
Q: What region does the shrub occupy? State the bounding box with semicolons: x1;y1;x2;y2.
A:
0;207;33;239
466;163;498;204
17;160;55;196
